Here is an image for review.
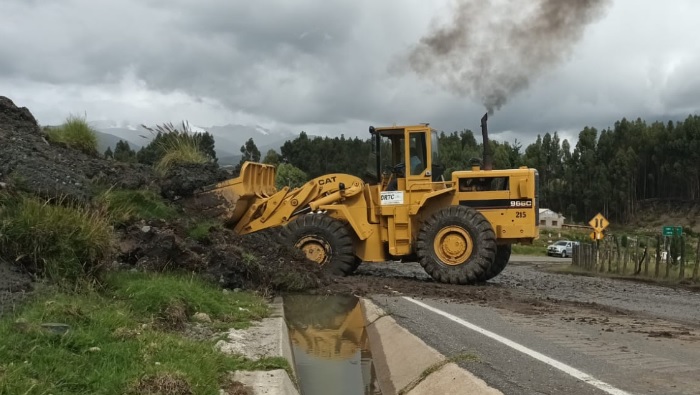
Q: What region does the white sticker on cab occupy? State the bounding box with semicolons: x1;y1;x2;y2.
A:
380;191;404;205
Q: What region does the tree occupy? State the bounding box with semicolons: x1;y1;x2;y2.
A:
113;140;136;163
199;132;217;162
276;163;307;189
104;146;113;159
237;138;261;170
263;149;282;167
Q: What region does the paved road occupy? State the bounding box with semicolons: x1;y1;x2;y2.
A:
363;258;700;395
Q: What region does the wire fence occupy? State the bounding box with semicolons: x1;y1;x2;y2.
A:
572;234;700;281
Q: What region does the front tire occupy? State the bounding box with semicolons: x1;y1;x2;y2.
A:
478;244;512;282
416;206;497;284
281;214;360;276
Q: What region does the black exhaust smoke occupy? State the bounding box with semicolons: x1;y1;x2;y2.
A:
398;0;611;115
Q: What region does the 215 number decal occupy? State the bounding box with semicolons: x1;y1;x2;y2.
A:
516;211;527;218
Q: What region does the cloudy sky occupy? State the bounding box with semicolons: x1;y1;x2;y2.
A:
1;0;698;146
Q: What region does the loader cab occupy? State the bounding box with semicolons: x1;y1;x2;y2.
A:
367;124;443;192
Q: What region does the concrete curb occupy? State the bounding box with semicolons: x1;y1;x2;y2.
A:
360;298;504;395
217;296;300;395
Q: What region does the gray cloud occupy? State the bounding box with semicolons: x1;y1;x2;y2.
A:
0;0;698;147
398;0;612;115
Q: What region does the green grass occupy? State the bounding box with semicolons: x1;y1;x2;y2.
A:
45;114;99;155
187;220;222;242
512;244;547;256
106;271;268;330
0;193;113;284
97;188;178;225
0;271;283;395
145;123;209;175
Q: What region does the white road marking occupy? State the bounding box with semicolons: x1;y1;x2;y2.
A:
403;296;634;395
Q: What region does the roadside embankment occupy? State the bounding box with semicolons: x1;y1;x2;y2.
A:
361;298;503;395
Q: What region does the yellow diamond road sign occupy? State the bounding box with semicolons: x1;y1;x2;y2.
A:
589;213;609;232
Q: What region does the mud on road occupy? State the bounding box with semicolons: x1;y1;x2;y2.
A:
315;257;700;342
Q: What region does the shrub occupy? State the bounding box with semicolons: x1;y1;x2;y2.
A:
0;193;113;283
98;188;178;225
141;122;210;175
45;114;99;155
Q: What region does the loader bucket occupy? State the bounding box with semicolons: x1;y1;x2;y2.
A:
196;161;277;227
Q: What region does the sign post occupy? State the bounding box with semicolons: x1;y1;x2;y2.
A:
589;213;609;268
589;213;609;241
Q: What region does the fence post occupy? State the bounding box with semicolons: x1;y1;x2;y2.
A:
599;241;607;273
693;238;700;281
679;235;686;280
614;235;621;274
665;237;671;279
633;239;638;273
644;238;650;276
655;234;661;278
587;244;592;270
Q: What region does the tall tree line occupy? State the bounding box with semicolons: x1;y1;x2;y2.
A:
521;115;700;224
269;115;700;224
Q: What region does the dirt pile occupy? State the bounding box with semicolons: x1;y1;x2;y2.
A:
158;162;233;200
0;95;327;314
0;96;155;202
117;220;326;293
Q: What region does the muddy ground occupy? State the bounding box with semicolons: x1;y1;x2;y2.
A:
313;258;700;339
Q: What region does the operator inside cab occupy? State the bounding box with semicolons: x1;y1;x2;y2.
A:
386;147;423;191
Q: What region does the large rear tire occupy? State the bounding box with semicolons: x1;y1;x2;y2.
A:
478;244;512;282
281;214;360;276
416;206;496;284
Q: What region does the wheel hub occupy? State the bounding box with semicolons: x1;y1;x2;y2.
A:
433;226;474;265
295;236;331;265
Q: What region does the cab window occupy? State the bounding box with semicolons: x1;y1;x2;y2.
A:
408;132;427;175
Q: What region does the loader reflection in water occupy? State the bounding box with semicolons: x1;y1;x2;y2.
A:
283;294;382;395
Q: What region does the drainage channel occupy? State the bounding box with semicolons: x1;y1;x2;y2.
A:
283;294;382;395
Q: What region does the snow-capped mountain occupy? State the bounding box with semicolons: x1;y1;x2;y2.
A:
95;121;297;165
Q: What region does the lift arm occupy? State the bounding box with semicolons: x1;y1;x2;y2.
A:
195;162;365;235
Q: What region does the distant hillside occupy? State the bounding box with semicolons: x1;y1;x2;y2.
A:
631;200;700;234
94;130;143;153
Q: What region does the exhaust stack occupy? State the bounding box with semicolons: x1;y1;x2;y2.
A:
480;112;493;170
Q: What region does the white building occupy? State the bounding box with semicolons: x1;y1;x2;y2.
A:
539;208;565;228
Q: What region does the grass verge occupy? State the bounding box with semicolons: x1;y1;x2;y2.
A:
0;271;284;395
0;193;113;284
512;244;547;256
45;114;99;155
97;188;178;225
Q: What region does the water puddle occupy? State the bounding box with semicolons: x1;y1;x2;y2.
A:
283;294;382;395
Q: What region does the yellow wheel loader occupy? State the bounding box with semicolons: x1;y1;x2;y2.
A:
196;114;539;284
